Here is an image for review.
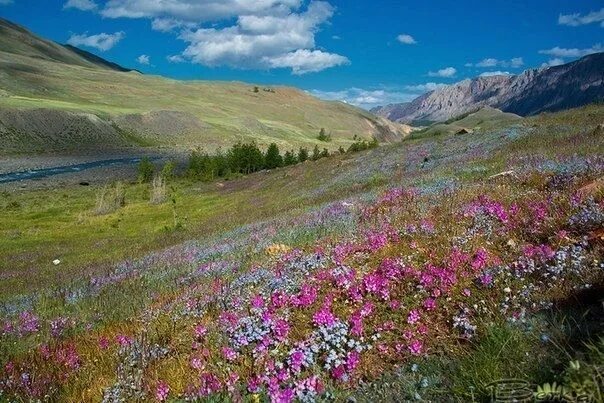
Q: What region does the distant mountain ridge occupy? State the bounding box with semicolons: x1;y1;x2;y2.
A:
373;53;604;124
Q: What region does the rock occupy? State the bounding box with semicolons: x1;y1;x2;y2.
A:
455;127;473;135
52;259;61;265
488;170;515;180
592;123;604;136
79;181;90;186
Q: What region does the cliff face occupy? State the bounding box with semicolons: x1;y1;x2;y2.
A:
372;53;604;123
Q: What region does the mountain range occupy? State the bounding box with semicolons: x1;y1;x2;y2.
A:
372;53;604;124
0;18;410;154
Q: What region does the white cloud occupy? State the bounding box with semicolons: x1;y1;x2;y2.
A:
0;0;13;4
309;87;417;110
264;49;348;75
64;0;97;11
167;54;185;63
559;8;604;27
404;82;448;92
136;54;150;65
151;18;197;32
176;1;347;74
428;67;456;78
469;57;524;68
539;43;603;58
397;34;416;45
67;31;125;51
100;0;302;21
479;71;511;77
540;58;565;68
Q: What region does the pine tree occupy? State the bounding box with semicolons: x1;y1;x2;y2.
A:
298;147;309;162
283;150;297;166
264;143;283;169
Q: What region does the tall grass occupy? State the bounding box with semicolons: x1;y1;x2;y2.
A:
94;182;126;215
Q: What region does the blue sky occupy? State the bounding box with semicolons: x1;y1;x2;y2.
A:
1;0;603;109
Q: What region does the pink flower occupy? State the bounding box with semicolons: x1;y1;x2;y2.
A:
98;336;110;350
191;357;203;370
407;309;421;325
116;335;131;347
156;380;169;402
462;288;471;297
291;284;317;307
271;291;288;308
273;319;290;341
251;294;265;309
408;339;423;356
346;351;360;371
331;365;346;380
471;248;489;271
194;324;208;340
222;346;238;361
247;376;262;393
423;298;436;311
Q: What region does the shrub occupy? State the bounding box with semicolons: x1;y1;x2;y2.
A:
94;182;126;215
160;161;176;181
311;145;321;161
150;175;167;204
317;128;332;142
138;157;154;183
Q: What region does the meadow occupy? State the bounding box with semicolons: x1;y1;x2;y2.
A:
1;105;603;401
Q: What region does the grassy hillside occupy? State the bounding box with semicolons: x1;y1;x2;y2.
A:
0;104;603;401
0;18;409;154
409;106;522;139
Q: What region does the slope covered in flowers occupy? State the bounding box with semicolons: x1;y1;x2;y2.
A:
1;106;604;401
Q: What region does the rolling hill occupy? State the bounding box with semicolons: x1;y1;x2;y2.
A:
373;53;604;124
0;17;411;154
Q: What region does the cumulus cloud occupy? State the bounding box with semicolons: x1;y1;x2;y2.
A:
264;49;348;75
468;57;524;68
479;71;511;77
136;54;150;65
67;31;125;51
64;0;97;11
167;54;185;63
88;0;345;74
397;34;416;45
176;1;347;74
151;18;196;32
428;67;456;78
558;8;604;27
100;0;302;22
538;44;603;58
540;58;565;68
309;87;417;110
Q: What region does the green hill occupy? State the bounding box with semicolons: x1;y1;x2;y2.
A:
0;18;410;154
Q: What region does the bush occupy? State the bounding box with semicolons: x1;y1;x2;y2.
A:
160;161;176;181
317;128;332;142
311;145;321;161
150;175;167;204
138;157;154;183
94;182;126;215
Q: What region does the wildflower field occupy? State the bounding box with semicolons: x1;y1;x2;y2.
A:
1;105;604;401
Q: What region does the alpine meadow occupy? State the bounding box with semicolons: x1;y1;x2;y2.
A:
0;1;603;402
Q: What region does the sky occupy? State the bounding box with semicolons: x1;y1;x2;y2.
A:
1;0;603;109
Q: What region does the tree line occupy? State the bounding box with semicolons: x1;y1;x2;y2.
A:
139;137;379;183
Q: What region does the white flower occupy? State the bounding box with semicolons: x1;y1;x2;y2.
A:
503;287;511;293
53;259;61;265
